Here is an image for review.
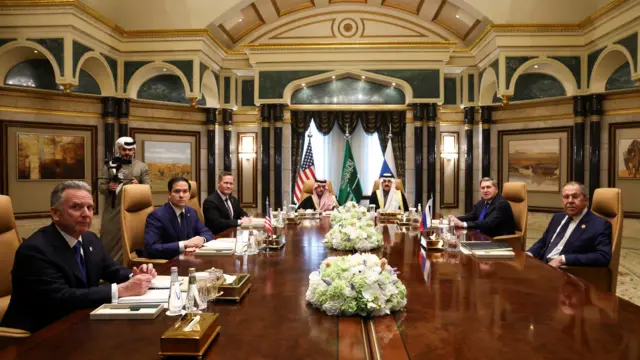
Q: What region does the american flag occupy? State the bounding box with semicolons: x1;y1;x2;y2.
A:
264;198;272;236
294;143;315;203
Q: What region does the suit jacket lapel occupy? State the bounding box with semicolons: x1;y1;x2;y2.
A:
214;191;231;220
165;203;184;240
81;236;95;286
48;224;87;286
561;211;591;254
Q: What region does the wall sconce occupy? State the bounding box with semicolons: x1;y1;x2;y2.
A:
238;133;256;158
441;133;458;159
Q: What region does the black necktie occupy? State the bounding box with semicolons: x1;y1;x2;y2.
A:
225;198;233;218
543;216;572;259
73;241;87;283
179;212;187;239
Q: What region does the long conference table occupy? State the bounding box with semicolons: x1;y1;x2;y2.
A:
2;218;640;359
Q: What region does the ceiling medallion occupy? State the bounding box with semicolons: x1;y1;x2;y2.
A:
336;18;359;38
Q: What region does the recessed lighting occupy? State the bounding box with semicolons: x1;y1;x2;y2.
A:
392;83;396;86
361;76;366;79
534;65;539;68
239;18;243;22
332;75;336;79
33;50;38;54
302;83;306;87
162;68;167;72
456;14;460;18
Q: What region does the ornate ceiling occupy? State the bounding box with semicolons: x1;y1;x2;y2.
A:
78;0;618;49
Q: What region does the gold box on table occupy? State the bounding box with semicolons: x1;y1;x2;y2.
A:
159;313;220;359
285;216;301;225
217;273;251;302
265;234;286;249
378;210;402;224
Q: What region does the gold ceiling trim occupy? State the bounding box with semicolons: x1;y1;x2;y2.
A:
579;0;628;27
249;9;451;44
462;20;481;41
271;0;316;17
243;41;457;50
381;0;420;15
272;19;336;39
329;0;367;3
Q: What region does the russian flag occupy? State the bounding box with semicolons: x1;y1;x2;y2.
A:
379;138;397;178
419;198;432;231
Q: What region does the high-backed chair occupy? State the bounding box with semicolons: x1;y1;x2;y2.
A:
371;179;406;195
121;185;167;268
0;195;30;338
300;180;335;202
562;188;623;294
188;181;204;223
494;182;528;250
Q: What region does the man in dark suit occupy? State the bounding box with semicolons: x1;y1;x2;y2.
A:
527;182;611;268
203;171;250;235
144;177;214;259
448;177;516;237
1;181;155;333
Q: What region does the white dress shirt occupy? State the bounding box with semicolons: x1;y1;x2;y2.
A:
169;202;187;253
546;207;589;262
55;225;119;303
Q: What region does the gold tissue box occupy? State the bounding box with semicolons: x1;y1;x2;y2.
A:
265;234;286;249
160;313;220;359
217;273;251;302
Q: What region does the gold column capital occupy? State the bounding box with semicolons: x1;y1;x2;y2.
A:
224;125;233;131
119;119;128;124
274;121;283;128
427;121;436;128
103;116;116;124
590;115;601;123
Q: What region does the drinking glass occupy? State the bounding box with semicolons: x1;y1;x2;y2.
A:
288;205;297;217
368;205;376;214
444;233;460;252
197;277;209;310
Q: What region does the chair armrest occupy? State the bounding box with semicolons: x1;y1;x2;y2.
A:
492;234;524;251
0;327;31;338
561;266;611;293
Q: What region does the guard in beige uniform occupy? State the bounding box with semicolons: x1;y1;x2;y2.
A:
98;137;150;263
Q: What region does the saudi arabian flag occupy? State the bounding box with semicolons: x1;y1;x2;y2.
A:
337;140;363;205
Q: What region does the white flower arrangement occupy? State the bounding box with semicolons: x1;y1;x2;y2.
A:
323;219;382;251
306;253;407;316
330;201;370;227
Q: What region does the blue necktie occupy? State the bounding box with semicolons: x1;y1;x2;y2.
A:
476;203;489;233
543;216;572;260
73;241;87;283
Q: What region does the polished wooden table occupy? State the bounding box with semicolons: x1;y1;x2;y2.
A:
1;218;639;359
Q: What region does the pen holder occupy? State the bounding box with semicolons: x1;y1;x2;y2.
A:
159;312;220;359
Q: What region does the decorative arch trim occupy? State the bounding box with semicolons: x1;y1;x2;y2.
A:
0;40;62;83
478;66;498;105
74;51;116;96
126;61;192;99
201;69;220;108
282;70;413;105
507;57;577;96
590;45;637;93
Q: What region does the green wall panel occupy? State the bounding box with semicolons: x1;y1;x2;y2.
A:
167;60;193;91
223;76;231;104
606;62;637;91
511;73;566;101
72;40;92;76
103;54;118;87
444;77;457;105
5;59;99;95
551;56;581;88
28;38;64;76
505;56;536;86
587;47;605;87
365;69;440;98
124;61;151;93
137;74;201;105
291;77;405;104
468;73;475;103
259;70;328;99
615;32;638;72
0;38;16;48
241;79;256;107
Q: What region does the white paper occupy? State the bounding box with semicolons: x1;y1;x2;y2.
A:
118;289;170;304
223;274;237;284
203;240;235;250
150;276;173;289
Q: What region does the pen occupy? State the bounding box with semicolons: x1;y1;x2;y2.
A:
183;315;201;331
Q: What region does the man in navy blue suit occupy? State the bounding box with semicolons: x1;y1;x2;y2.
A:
527;182;612;268
144;176;214;259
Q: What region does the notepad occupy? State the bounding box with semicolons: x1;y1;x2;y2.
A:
472;250;516;259
461;241;511;252
202;238;236;251
118;289;170;304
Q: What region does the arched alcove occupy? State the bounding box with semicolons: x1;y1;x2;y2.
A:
0;41;62;83
137;74;205;105
511;73;567;101
5;59;100;95
605;62;638;91
591;45;636;93
291;77;405;105
127;62;191;99
201;69;220;108
508;58;578;96
75;52;116;96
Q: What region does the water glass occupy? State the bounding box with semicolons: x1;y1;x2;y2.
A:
444;233;460;252
368;204;376;214
197;277;209;310
288;204;297;216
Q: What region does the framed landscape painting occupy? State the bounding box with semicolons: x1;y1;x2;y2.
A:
609;121;640;217
130;128;200;206
2;121;97;218
498;127;572;212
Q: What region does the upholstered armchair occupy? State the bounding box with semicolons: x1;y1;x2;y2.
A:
494;182;528;251
562;188;623;294
187;180;204;223
300;180;335;202
0;195;30;339
121;185;168;268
